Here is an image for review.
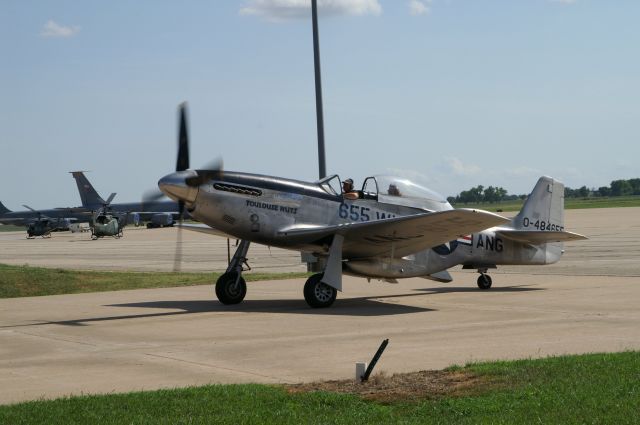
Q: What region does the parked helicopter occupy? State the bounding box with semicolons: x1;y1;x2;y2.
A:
22;205;77;239
152;104;510;308
90;194;128;240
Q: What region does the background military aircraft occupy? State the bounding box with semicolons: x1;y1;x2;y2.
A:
20;205;77;238
0;201;90;229
71;171;183;228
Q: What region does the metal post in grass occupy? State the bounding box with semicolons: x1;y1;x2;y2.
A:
361;339;389;382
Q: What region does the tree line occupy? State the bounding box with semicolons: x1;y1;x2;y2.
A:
449;178;640;205
566;179;640;198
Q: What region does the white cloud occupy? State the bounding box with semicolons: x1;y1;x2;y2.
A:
40;20;80;38
409;0;430;16
240;0;382;21
549;0;577;4
504;166;541;178
445;157;481;176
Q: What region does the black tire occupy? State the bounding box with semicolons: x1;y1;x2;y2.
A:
304;273;337;308
477;274;492;290
215;272;247;305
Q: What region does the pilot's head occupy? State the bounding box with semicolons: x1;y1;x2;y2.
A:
342;178;354;193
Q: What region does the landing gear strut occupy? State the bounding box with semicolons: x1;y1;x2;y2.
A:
304;273;337;308
476;269;492;290
215;240;250;305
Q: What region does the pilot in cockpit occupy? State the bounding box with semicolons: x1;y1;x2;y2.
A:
342;178;360;200
387;184;401;196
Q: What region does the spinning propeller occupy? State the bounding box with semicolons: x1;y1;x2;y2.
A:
146;103;224;271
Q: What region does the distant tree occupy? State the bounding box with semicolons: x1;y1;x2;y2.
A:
447;196;456;204
611;180;633;196
578;186;590;198
628;178;640;195
469;185;484;203
598;186;611;197
496;187;508;201
565;187;576;198
457;190;472;204
483;186;497;203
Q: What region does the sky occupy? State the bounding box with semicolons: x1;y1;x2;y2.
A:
1;0;639;210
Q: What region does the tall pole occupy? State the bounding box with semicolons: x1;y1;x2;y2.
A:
311;0;327;179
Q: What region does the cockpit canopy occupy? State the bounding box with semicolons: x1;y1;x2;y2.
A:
317;174;452;212
362;175;452;212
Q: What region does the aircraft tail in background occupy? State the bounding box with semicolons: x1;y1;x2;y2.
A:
0;201;11;215
70;171;105;209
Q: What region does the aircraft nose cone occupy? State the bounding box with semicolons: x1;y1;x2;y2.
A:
158;170;199;204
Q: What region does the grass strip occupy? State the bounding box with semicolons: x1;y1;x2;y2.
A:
0;351;637;424
0;263;310;299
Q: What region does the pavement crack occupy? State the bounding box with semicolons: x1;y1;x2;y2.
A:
12;330;99;347
142;352;294;383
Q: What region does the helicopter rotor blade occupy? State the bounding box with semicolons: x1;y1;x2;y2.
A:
105;193;117;205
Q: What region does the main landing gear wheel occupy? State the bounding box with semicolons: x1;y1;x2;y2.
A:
304;273;337;308
477;274;492;290
215;272;247;305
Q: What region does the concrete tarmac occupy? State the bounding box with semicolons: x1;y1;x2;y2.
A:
0;208;639;404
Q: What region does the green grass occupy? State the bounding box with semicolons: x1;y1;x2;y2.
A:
453;195;640;212
0;224;25;232
0;351;637;424
0;263;310;299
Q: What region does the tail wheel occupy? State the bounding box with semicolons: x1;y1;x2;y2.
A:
477;274;492;290
304;273;337;308
215;272;247;305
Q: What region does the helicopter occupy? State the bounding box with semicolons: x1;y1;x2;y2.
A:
22;205;76;239
90;194;128;240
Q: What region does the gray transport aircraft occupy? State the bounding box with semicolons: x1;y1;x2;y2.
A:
70;171;182;227
0;201;90;228
0;172;183;233
155;104;585;309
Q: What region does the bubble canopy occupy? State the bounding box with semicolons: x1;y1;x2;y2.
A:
362;175;452;211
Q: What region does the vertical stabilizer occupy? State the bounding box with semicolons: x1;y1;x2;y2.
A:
70;171;105;208
513;176;565;230
0;201;11;215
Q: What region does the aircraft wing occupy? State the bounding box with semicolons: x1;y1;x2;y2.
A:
279;209;509;259
496;230;588;244
177;223;234;239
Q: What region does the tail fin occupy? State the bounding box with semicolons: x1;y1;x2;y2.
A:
0;201;11;215
513;176;564;231
70;171;105;208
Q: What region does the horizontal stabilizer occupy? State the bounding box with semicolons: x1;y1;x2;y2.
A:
496;230;587;244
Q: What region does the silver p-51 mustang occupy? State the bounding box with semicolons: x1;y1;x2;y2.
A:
157;104;586;308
